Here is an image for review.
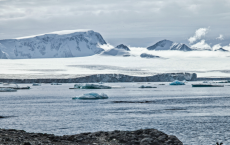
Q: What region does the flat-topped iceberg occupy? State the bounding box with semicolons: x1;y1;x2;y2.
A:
72;93;108;100
72;84;111;89
169;80;185;85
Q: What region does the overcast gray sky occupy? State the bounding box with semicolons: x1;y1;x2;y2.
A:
0;0;230;46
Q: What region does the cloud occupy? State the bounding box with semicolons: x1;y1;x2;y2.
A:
0;0;230;45
212;43;230;51
223;44;230;51
188;28;209;44
190;39;211;50
216;34;224;40
99;43;114;51
212;44;221;51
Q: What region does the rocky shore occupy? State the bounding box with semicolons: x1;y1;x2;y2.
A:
0;128;183;145
0;73;197;83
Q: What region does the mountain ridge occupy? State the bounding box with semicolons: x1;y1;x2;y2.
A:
147;39;192;51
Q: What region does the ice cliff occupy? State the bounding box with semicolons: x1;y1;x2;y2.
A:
0;30;106;59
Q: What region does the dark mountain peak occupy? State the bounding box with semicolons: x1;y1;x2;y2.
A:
215;48;228;52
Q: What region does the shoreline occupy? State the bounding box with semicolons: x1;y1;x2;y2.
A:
0;128;183;145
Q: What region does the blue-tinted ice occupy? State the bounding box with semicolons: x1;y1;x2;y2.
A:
72;93;108;100
169;80;185;85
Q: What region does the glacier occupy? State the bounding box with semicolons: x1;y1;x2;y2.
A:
0;30;106;59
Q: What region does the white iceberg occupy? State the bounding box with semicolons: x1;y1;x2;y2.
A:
169;80;185;85
0;88;17;92
71;84;111;89
72;93;108;100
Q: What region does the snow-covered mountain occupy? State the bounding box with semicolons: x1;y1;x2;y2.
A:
115;44;130;51
147;40;192;51
0;30;106;59
100;48;130;57
100;44;131;57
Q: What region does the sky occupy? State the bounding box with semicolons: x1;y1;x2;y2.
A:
0;0;230;47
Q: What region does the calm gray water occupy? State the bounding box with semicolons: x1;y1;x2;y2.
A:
0;82;230;145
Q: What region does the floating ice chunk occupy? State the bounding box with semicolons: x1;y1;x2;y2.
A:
169;80;185;85
51;83;62;85
72;84;111;89
32;83;41;86
0;88;17;92
72;93;108;100
139;85;157;88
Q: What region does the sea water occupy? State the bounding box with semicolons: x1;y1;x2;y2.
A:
0;82;230;145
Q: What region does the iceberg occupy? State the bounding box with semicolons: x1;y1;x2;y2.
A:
72;93;108;100
0;88;17;92
32;83;41;86
71;84;111;89
51;83;62;85
169;80;185;85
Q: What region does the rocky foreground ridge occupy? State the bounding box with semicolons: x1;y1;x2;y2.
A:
0;73;197;83
0;128;183;145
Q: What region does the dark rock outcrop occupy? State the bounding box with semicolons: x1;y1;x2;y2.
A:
0;73;197;83
115;44;130;51
0;128;183;145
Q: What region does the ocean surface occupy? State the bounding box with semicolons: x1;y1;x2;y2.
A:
0;82;230;145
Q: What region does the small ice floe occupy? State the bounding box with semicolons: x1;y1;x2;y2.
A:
32;83;41;86
12;84;30;89
70;84;111;89
0;88;17;92
51;83;62;85
139;85;157;88
214;80;230;83
169;80;185;85
3;83;10;86
72;93;108;100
